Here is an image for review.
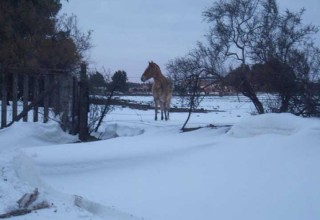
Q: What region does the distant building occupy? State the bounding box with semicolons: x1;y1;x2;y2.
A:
199;79;235;95
128;82;152;94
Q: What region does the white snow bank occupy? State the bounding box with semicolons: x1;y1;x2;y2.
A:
11;153;143;220
0;120;143;220
22;126;220;175
26;113;320;220
0;121;103;220
228;113;320;138
1;97;320;220
0;121;78;152
97;123;144;139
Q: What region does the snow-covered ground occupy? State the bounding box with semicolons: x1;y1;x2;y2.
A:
0;96;320;220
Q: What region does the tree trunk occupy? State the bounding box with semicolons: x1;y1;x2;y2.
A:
79;63;89;141
240;75;264;114
181;76;199;131
94;89;115;133
181;100;193;131
279;95;290;112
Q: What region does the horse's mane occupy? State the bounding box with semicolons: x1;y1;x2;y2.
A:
150;61;160;70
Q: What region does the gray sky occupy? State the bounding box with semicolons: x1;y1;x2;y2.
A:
60;0;320;82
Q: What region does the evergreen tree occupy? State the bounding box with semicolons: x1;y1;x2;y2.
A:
0;0;82;71
89;71;107;88
110;70;128;92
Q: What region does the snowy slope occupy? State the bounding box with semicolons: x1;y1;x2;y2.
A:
1;97;320;220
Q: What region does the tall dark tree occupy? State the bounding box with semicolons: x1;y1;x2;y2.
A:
88;71;107;88
0;0;85;71
110;70;128;92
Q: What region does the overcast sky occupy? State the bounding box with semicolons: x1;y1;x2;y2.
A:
60;0;320;82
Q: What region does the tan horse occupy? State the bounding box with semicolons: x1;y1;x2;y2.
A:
141;61;172;120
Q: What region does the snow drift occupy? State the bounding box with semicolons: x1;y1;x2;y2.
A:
1;97;320;220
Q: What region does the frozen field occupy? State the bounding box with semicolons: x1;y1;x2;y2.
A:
0;95;320;220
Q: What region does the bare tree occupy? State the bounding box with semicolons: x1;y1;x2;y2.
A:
56;14;93;66
167;44;224;131
168;56;202;131
250;0;319;114
288;46;320;116
203;0;320;115
203;0;265;114
93;70;128;133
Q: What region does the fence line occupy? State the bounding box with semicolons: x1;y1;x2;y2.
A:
0;64;90;141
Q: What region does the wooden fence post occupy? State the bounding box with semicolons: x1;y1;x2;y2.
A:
12;73;18;121
23;74;29;122
43;74;50;123
1;72;7;128
59;73;73;132
33;75;39;122
53;75;60;115
79;63;89;141
7;80;58;128
71;76;79;135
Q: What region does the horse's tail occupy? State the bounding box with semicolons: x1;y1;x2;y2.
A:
165;78;173;102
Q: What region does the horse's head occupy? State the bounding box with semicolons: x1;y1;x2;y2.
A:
141;61;159;82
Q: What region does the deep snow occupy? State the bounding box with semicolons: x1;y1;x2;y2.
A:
0;96;320;220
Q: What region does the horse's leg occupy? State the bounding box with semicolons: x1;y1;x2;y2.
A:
162;101;167;120
165;102;170;120
160;102;164;120
154;99;158;120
